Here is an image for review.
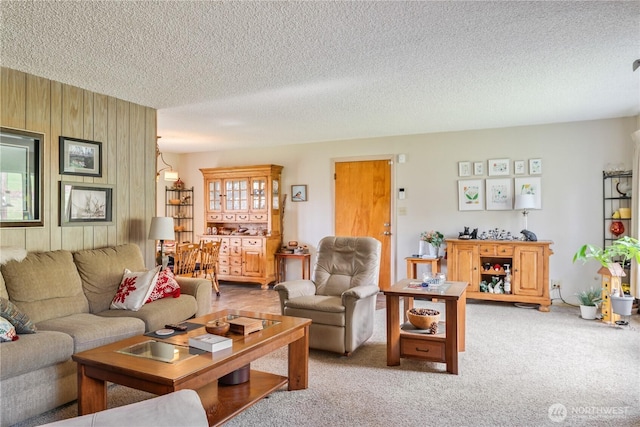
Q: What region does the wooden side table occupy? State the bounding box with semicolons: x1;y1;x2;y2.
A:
275;253;311;283
405;257;441;279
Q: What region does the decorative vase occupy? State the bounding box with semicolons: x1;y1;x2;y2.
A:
428;244;439;258
609;221;625;237
579;305;598;320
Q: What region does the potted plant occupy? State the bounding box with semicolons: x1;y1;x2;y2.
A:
576;287;602;320
420;230;444;258
573;236;639;316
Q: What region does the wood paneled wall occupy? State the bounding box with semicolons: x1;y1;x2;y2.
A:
0;67;157;266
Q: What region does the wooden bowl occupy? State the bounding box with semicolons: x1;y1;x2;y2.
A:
169;199;181;205
205;320;230;336
406;308;440;330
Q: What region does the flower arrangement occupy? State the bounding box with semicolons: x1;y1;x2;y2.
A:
420;230;444;247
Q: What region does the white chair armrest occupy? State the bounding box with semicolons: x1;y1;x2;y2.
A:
342;285;379;302
274;280;316;300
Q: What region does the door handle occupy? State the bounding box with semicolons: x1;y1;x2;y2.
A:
383;223;390;227
382;231;391;235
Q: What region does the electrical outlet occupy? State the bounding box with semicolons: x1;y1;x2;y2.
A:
551;280;561;289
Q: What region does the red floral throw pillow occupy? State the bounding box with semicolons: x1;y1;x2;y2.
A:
146;268;181;303
110;267;160;311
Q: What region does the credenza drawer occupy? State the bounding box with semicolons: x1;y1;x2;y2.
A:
478;244;514;256
242;238;263;247
250;214;267;221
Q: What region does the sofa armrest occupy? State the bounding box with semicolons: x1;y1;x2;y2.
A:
342;285;379;302
175;277;212;317
273;280;316;314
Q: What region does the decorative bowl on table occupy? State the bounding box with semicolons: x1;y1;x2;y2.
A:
205;320;230;336
407;308;440;333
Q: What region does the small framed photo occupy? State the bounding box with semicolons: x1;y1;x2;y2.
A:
473;162;484;176
488;158;510;176
291;185;308;202
458;179;484;211
529;158;542;175
59;136;102;177
458;161;471;177
486;178;513;210
514;160;526;175
60;181;114;226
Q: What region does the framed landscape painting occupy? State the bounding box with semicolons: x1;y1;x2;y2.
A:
60;181;114;226
59;136;102;177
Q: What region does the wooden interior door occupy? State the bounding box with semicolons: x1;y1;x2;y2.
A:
335;160;392;290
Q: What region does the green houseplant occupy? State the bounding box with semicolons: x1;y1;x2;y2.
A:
573;236;639;316
575;287;602;319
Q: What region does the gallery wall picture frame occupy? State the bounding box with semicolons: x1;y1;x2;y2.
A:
529;158;542;175
487;158;510;176
291;184;308;202
458;179;484;211
60;181;114;226
458;161;471;177
514;177;542;209
473;162;484;176
485;178;513;210
514;160;526;175
59;136;102;177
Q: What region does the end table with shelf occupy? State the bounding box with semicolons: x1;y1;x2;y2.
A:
275;252;311;283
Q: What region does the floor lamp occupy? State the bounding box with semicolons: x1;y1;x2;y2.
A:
148;217;175;269
514;194;536;231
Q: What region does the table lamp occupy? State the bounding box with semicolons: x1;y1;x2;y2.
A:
514;194;536;231
148;217;175;269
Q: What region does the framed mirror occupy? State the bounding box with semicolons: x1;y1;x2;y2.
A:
0;127;44;227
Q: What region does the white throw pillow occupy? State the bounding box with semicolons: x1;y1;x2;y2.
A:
111;267;160;311
0;316;18;342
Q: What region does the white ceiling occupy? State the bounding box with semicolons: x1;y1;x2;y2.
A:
2;1;639;153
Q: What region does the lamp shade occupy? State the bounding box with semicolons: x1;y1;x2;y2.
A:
514;194;536;210
148;217;175;241
164;170;179;181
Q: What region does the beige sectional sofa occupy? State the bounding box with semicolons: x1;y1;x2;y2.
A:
0;244;212;427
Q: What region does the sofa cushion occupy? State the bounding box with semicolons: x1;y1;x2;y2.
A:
284;295;345;327
0;247;28;300
37;313;145;353
98;294;197;332
0;297;37;333
0;316;18;342
111;267;160;311
0;330;74;380
146;268;181;303
73;244;146;314
0;250;90;323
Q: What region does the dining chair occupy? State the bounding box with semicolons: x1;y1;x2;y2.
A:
199;240;221;296
173;242;200;277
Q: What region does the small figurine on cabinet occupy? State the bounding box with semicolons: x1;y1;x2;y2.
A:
521;229;537;241
470;228;478;239
458;227;471;239
172;178;184;190
180;195;191;205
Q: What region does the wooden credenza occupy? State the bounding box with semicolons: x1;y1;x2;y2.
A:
446;239;553;311
200;165;283;288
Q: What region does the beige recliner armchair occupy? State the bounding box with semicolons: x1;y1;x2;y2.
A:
274;236;381;356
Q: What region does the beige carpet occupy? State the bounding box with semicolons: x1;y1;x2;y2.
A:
15;301;640;427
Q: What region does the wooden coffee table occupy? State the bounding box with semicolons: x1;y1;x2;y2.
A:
72;309;311;426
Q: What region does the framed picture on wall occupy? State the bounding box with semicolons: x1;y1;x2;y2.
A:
458;161;471;177
458;179;484;211
485;178;513;210
487;158;510;176
59;136;102;177
473;162;484;176
291;185;308;202
529;158;542;175
60;181;114;226
514;160;526;175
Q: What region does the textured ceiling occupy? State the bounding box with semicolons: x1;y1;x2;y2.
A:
2;1;639;153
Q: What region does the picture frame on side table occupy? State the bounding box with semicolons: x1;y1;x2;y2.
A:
514;177;542;209
59;136;102;177
291;185;308;202
487;158;510;176
458;179;484;211
60;181;114;226
458;161;471;177
529;158;542;175
485;178;513;210
514;160;526;175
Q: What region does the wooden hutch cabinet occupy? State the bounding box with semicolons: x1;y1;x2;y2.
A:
446;239;553;311
200;165;283;288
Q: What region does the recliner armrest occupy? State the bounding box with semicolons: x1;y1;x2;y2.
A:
274;280;316;300
342;284;380;301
